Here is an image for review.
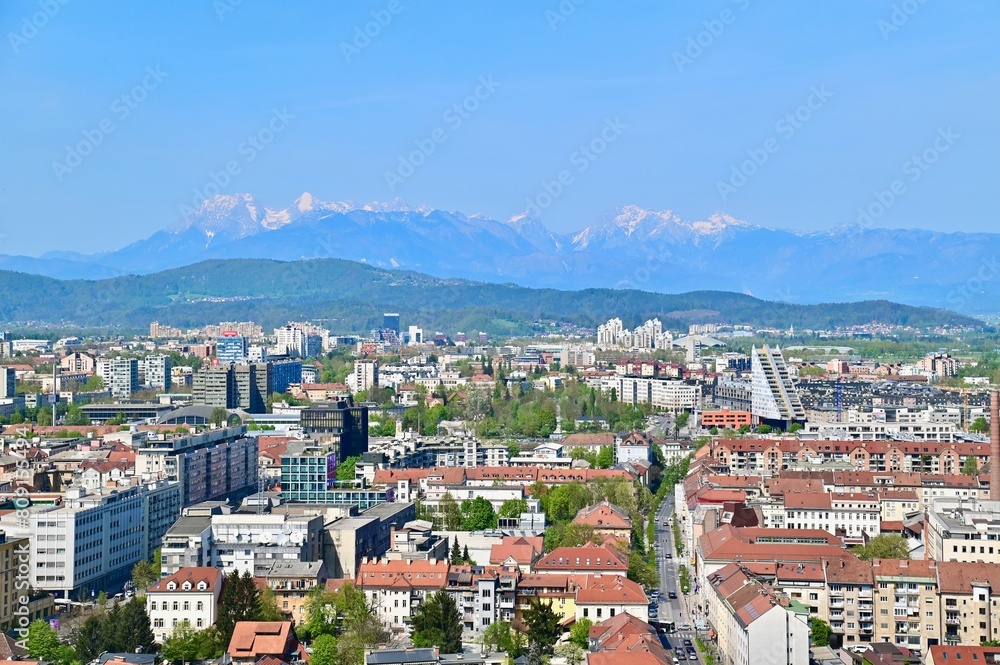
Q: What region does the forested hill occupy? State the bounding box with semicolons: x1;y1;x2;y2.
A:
0;258;982;334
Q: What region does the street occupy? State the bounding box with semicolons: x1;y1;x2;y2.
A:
651;494;702;662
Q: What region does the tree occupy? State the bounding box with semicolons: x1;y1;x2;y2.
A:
595;445;614;469
554;643;585;665
789;423;804;433
26;620;77;665
522;598;561;656
450;536;462;565
161;621;202;664
462;545;471;563
114;598;156;655
256;586;285;621
460;496;498;530
709;426;719;435
132;558;156;593
962;455;980;475
209;407;228;426
440;492;462;530
337;454;361;481
569;617;592;649
75;614;106;663
310;634;339;665
483;621;523;655
809;617;831;647
852;534;910;561
675;411;690;429
970;417;989;433
300;582;372;642
738;424;751;435
757;424;773;434
499;498;527;518
217;570;261;643
410;591;463;654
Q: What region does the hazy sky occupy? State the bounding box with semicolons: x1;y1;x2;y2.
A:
1;1;997;256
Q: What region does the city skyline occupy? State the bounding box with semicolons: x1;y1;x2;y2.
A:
1;1;998;255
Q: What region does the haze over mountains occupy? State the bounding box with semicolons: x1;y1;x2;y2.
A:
3;193;996;313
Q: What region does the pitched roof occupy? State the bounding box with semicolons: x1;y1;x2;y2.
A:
573;501;632;530
356;559;450;589
227;622;295;659
574;575;647;605
535;543;628;573
489;536;543;566
148;567;223;593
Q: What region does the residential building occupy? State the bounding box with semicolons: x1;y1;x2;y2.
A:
147;567;224;642
751;345;805;427
871;558;940;653
572;502;633;543
599;376;698;413
926;498;1000;564
534;543;629;576
256;560;327;624
937;561;1000;646
356;558;450;631
98;357;139;399
191;363;270;413
142;355;172;391
352;360;378;393
227;621;298;665
0;367;14;399
0;531;30;632
217;332;249;364
60;352;96;374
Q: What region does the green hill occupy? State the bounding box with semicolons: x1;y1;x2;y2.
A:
0;258;982;334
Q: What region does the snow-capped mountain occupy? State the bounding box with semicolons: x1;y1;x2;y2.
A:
6;193;999;313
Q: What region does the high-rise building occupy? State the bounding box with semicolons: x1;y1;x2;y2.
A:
274;325;322;357
217;331;248;364
272;359;302;395
142;355;172;391
0;367;15;399
191;363;271;413
383;313;400;334
301;400;369;459
407;326;423;346
751;345;805;426
351;360;378;393
98;357;139;399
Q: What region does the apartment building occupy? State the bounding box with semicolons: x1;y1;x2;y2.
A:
147;567;223;642
751;345;806;427
782;492;881;542
135;426;257;507
0;531;30;632
824;557;877;649
871;558;940;653
598;376;698;414
98;357;139;399
256;560;327;624
356;558;450;631
142;355;172;391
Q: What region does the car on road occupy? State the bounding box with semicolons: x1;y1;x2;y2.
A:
649;609;658;618
679;622;692;631
686;646;697;656
668;591;677;599
665;552;673;559
683;639;692;647
675;650;686;661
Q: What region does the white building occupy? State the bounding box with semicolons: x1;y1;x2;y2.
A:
98;357;139;399
147;567;223;642
351;360;378;393
599;376;699;413
24;480;181;599
142;355;172;391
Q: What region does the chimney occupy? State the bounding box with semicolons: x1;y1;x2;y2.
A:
992;391;1000;501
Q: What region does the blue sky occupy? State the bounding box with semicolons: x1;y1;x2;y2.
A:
1;0;997;255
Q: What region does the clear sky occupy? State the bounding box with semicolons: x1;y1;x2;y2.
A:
1;1;997;255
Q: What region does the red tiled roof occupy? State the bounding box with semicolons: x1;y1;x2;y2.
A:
535;543;628;573
148;567;223;593
227;622;295;660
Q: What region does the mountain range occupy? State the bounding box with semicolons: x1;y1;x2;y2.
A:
2;193;997;313
0;258;981;333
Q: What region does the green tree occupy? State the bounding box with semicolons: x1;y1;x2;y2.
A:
410;591;463;654
852;534;910;561
131;558;156;594
789;423;804;433
26;620;77;665
114;598;156;655
209;407;228;426
310;634;339;665
216;570;261;644
709;426;719;435
970;417;989;434
74;615;105;663
499;498;527;518
337;454;361;481
595;445;614;469
462;545;471;563
460;496;498;531
757;424;773;434
554;643;584;665
256;586;285;621
161;621;202;664
450;536;462;565
569;617;592;649
738;424;751;435
962;456;980;475
522;598;561;656
440;492;462;530
483;621;523;656
809;617;831;647
675;411;690;428
300;582;371;642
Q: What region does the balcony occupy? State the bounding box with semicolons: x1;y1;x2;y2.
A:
945;614;960;625
829;589;844;598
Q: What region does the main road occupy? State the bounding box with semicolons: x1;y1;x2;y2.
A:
652;493;700;662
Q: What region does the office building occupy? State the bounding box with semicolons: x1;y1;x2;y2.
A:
751;345;805;427
191;363;270;413
217;332;248;364
0;530;31;632
383;313;400;334
280;440;384;507
27;481;181;599
301;400;369;458
271;359;302;395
